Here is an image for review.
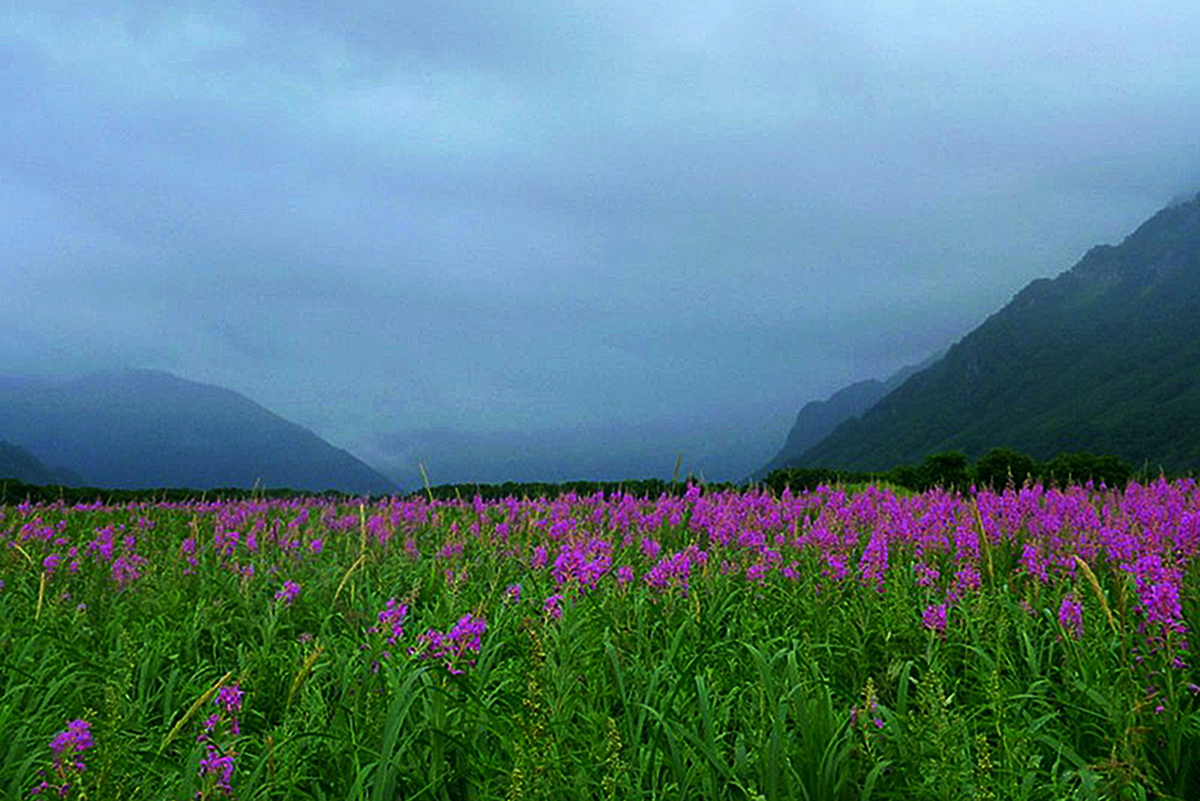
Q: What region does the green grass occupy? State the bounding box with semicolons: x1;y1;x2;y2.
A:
1;488;1197;799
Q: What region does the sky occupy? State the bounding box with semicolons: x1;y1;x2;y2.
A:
4;1;1200;486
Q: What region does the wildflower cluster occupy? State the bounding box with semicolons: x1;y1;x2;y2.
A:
922;603;948;636
551;537;612;591
196;683;243;798
274;580;301;606
543;593;565;620
410;613;488;674
1058;593;1084;640
4;478;1199;796
31;719;93;798
643;544;706;595
365;598;408;668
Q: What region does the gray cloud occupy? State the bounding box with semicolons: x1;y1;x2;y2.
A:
4;1;1200;483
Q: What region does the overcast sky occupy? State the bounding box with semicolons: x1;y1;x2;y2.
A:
4;1;1200;484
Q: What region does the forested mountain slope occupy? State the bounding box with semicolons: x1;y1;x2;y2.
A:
793;193;1200;472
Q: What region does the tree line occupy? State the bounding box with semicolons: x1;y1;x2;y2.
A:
0;479;362;506
760;448;1164;495
0;449;1183;507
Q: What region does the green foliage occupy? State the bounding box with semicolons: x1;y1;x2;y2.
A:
417;478;741;502
2;487;1197;799
0;477;748;506
973;449;1038;491
919;451;970;491
1040;453;1134;490
790;194;1200;475
761;467;874;495
0;477;361;505
765;449;1140;494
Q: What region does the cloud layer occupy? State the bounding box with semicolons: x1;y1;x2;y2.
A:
4;1;1199;483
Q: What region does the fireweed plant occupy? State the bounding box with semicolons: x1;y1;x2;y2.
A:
29;718;93;797
1;481;1198;799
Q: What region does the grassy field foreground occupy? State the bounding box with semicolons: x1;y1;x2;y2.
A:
1;480;1198;799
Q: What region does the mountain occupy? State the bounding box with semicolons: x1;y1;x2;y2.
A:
755;352;943;478
374;413;783;488
792;192;1200;472
0;369;399;494
0;440;82;485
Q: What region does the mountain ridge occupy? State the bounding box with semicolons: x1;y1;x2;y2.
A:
789;192;1200;472
754;350;944;479
0;369;399;494
0;440;83;486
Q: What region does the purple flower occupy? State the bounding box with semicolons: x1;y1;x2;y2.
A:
858;531;889;592
643;546;705;595
199;743;236;795
180;536;198;574
196;680;243;775
274;580;301;605
371;598;408;647
1127;553;1187;634
110;552;146;591
851;681;884;732
216;684;243;715
32;719;94;796
198;713;221;741
543;594;564;620
1019;543;1050;584
410;613;487;673
914;562;939;587
444;566;469;586
49;719;93;771
640;537;661;561
922;603;948;635
1058;594;1084;640
86;526;117;563
504;583;522;603
448;613;487;650
551;539;612;591
950;566;981;599
823;552;849;582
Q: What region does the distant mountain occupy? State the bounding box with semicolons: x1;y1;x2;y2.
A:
0;440;82;485
793;192;1200;472
374;414;783;488
0;369;399;494
755;352;943;478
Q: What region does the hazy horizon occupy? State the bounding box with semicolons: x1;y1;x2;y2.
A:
0;366;844;485
5;1;1200;484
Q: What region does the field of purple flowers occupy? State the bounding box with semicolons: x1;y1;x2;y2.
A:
2;480;1198;799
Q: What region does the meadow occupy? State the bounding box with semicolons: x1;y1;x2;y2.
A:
1;480;1197;800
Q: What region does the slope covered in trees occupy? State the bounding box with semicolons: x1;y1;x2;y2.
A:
756;352;942;479
793;193;1200;472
